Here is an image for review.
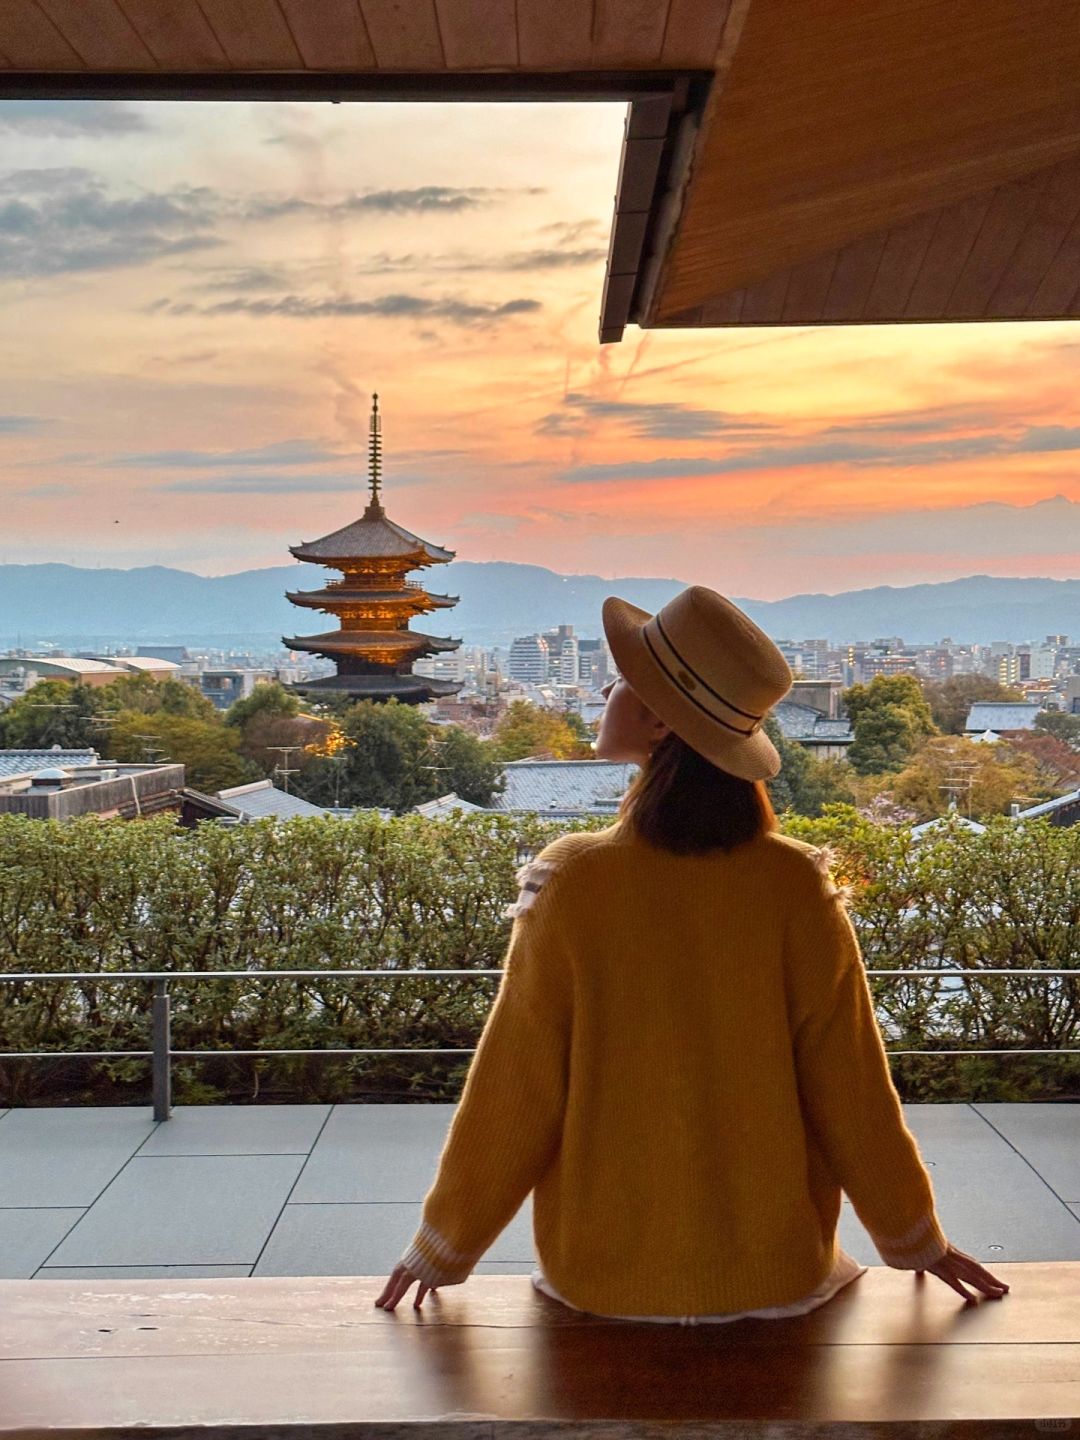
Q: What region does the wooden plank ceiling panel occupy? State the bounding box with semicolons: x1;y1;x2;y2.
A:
591;0;670;67
660;0;731;68
902;191;995;316
943;167;1055;317
275;0;377;70
0;0;84;67
985;159;1080;317
779;250;839;322
650;0;1080;321
821;231;889;321
654;154;1080;326
861;209;941;320
1027;204;1080;315
435;0;516;69
116;0;229;67
358;0;444;69
36;0;157;68
196;0;305;68
516;0;593;68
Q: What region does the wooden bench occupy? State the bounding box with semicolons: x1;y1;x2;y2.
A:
1;1265;1076;1437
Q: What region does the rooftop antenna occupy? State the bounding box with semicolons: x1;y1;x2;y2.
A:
268;744;303;795
367;392;383;515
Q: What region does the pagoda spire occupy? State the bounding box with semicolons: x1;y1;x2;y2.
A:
366;392;383;517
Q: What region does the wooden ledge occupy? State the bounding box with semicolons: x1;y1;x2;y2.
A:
1;1265;1076;1437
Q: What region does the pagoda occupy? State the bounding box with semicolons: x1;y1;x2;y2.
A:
283;395;463;704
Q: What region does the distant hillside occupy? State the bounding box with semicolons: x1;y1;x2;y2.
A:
0;562;1078;648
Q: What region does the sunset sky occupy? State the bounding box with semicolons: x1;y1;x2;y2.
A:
3;97;1080;601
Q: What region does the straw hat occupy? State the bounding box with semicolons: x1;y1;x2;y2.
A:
601;586;794;781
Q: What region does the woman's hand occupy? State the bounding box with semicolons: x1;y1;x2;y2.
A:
916;1243;1010;1302
374;1262;439;1311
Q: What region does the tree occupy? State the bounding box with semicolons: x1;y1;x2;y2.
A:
999;732;1080;792
763;716;858;817
1033;710;1080;749
223;683;327;778
98;673;219;721
491;700;592;760
223;681;299;729
885;735;1047;822
429;726;505;807
302;699;439;813
104;711;256;792
922;674;1025;735
0;679;100;749
844;675;938;775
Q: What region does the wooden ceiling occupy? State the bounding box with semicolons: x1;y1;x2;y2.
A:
641;0;1080;331
2;0;1079;341
0;0;731;73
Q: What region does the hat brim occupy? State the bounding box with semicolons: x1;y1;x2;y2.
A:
601;595;784;782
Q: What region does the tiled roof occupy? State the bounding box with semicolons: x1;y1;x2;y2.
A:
772;700;853;743
216;779;329;819
1013;787;1080;819
964;702;1044;732
490;759;638;813
3;657;120;675
289;506;454;564
0;748;99;779
911;813;987;838
413;792;485;818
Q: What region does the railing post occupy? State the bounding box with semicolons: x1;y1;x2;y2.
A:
151;978;171;1121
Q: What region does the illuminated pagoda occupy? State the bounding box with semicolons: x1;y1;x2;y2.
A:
284;395;463;703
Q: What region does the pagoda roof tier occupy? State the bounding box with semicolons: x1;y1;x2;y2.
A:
282;628;461;656
285;587;458;610
289;501;454;566
291;674;463;701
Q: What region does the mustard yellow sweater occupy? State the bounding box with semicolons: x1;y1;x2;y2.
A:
399;820;950;1316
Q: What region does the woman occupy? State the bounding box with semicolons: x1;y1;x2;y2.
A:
376;585;1009;1319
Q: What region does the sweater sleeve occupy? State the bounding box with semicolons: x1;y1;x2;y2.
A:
786;849;950;1271
398;872;574;1288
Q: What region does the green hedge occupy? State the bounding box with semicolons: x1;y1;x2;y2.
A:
0;808;1076;1106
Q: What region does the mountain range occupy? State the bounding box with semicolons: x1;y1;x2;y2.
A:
0;562;1077;649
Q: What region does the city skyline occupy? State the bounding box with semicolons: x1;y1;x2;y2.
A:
3;98;1080;600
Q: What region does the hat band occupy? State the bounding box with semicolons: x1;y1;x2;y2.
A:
643;615;764;738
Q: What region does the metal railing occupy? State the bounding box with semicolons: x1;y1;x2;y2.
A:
1;967;1076;1122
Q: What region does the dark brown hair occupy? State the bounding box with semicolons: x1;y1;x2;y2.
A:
619;730;777;855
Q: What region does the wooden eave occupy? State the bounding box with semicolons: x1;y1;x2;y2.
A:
3;1;1078;337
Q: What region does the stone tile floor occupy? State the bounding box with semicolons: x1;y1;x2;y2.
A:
0;1102;1076;1280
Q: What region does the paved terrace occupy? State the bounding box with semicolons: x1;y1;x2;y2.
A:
1;1101;1078;1279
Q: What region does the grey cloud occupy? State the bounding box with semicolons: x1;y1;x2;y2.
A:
160;292;542;326
0;101;151;136
1014;424;1080;453
0;414;48;434
539;393;775;441
18;482;76;498
111;439;356;470
244;186;536;220
160;467;427;494
0;170;221;277
346;247;606;275
557;422;1080;484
